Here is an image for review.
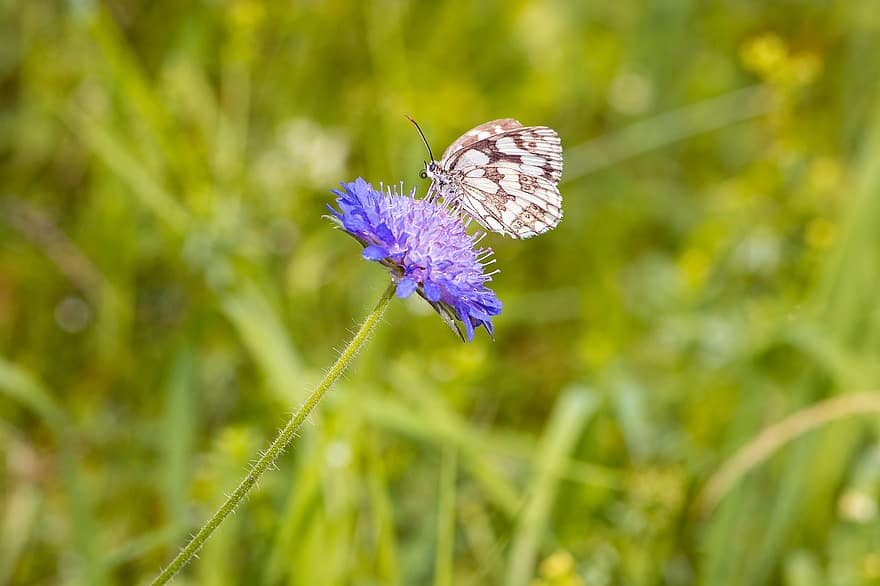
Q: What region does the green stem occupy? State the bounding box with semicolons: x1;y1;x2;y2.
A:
151;281;397;585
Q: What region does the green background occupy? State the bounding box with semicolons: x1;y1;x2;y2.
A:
3;1;880;584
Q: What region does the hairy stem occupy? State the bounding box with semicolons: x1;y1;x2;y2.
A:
151;281;397;585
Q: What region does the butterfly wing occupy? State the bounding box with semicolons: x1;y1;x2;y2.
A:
457;166;563;238
445;126;563;239
440;119;524;162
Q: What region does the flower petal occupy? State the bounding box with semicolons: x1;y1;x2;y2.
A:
362;245;388;261
423;281;442;302
396;276;417;298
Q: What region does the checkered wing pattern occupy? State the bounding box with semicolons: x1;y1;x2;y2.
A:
440;122;563;239
440;119;525;162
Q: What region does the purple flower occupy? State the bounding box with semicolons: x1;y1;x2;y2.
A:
327;178;502;341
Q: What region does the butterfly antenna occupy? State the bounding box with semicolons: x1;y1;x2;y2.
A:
405;114;436;162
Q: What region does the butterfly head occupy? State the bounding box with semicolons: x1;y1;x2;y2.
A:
420;160;442;180
422;161;455;200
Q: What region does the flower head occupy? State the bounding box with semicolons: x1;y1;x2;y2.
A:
327;178;502;341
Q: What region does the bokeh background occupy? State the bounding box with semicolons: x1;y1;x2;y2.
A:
3;1;880;584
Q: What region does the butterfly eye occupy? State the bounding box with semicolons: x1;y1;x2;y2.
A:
419;169;428;179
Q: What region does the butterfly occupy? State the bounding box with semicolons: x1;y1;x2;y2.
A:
406;116;563;239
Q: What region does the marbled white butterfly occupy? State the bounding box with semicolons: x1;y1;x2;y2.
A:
407;116;563;239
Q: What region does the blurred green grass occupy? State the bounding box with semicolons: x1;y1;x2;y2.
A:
2;1;880;584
